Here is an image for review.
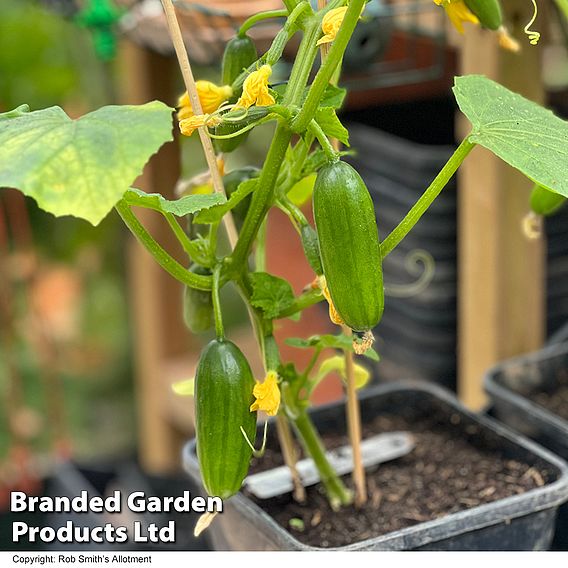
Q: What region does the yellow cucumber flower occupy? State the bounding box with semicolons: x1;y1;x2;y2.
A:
317;276;344;326
317;6;349;46
433;0;479;34
177;81;233;121
235;65;275;109
179;113;222;137
250;370;281;416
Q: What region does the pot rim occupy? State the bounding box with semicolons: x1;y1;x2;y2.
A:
184;381;568;550
484;342;568;438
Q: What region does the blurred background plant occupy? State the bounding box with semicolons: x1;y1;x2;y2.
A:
0;0;135;505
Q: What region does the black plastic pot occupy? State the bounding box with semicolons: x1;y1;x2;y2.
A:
184;382;568;550
485;342;568;549
40;460;211;551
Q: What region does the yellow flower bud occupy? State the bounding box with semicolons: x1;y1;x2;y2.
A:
250;370;281;416
317;6;348;46
177;81;233;121
433;0;479;34
235;65;276;109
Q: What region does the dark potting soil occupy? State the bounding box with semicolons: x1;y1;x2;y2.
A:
529;367;568;421
247;411;554;548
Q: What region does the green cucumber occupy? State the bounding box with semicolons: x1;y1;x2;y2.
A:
313;161;384;332
530;184;567;217
222;35;258;87
183;265;214;334
213;107;269;154
300;224;323;276
195;339;257;498
464;0;502;30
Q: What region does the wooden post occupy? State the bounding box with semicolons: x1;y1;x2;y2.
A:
458;1;546;410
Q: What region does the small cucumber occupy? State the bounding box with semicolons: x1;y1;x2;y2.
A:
183;265;214;334
530;184;567;217
300;224;323;276
464;0;502;30
195;339;257;498
222;35;258;87
313;161;384;332
213;107;269;154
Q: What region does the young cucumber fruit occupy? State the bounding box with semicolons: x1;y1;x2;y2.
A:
464;0;502;30
183;265;214;334
313;161;384;332
216;35;258;153
222;35;258;86
195;339;257;498
530;184;567;217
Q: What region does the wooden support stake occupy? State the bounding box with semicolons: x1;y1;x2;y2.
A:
457;0;545;410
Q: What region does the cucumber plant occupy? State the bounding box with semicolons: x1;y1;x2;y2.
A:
1;0;568;532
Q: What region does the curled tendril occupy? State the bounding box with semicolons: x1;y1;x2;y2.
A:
524;0;541;45
384;249;436;298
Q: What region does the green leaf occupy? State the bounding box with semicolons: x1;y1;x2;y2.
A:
288;173;316;206
320;84;347;110
454;75;568;196
315;107;349;147
0;105;30;119
124;187;225;216
194;178;257;224
0;102;174;225
315;355;371;390
250;272;295;319
285;334;379;361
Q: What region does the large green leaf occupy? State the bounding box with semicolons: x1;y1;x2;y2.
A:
454;75;568;196
124;187;225;216
0;102;173;225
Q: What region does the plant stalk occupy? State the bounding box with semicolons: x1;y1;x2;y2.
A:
292;409;353;509
115;201;211;290
292;0;365;132
381;137;476;257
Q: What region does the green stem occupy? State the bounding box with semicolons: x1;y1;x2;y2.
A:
381;137;475;257
292;410;353;509
255;219;268;271
212;265;224;339
230;124;293;272
162;212;207;265
309;119;338;162
276;287;323;319
115;200;211;290
238;10;288;37
283;19;322;105
292;0;365;132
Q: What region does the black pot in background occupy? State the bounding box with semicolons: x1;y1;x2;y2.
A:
485;340;568;549
4;460;211;552
184;382;568;550
345;120;458;389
